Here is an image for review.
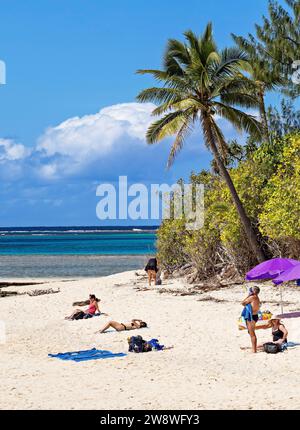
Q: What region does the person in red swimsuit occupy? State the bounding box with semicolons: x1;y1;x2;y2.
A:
65;294;101;320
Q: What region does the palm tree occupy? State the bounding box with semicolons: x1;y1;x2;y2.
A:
232;33;282;144
136;23;267;263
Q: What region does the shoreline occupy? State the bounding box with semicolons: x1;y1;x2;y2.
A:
1;270;300;410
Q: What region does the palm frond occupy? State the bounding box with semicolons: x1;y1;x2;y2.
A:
214;102;263;140
210;48;251;83
152;97;202;116
136;87;182;104
136;69;169;82
164;39;191;70
219;92;259;109
167;118;194;168
146;109;193;144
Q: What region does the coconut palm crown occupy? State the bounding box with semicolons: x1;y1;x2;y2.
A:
137;23;262;167
137;23;267;262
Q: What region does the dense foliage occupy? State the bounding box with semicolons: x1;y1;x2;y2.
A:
157;132;300;277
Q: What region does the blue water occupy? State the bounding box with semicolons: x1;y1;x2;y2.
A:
0;227;157;278
0;232;156;256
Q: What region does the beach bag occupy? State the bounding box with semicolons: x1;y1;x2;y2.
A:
128;336;152;353
263;342;281;354
73;311;85;320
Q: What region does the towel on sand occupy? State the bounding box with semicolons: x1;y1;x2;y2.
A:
48;348;126;362
148;339;164;351
281;342;300;351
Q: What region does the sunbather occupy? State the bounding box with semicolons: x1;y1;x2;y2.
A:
96;319;147;334
65;294;102;320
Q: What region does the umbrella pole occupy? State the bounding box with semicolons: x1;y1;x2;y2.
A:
280;285;284;314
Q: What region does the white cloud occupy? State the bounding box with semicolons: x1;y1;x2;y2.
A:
1;101;227;183
0;138;30;161
36;102;156;178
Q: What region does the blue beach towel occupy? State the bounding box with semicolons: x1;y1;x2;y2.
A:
83;313;102;319
241;304;253;322
48;348;126;362
281;342;300;351
148;339;164;351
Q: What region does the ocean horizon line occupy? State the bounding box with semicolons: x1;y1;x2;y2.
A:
0;225;159;235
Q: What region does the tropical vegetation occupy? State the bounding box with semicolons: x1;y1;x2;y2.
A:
137;0;300;279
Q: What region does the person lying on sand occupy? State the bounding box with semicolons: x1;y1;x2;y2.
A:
241;286;261;353
95;319;147;334
65;294;104;320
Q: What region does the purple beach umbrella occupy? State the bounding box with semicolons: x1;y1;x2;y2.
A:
245;258;300;281
275;312;300;320
273;263;300;285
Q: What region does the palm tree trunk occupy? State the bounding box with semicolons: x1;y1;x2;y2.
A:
202;113;267;263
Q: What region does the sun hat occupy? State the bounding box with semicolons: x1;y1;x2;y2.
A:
270;315;281;321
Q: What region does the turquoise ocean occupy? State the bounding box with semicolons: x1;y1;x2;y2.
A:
0;227;157;278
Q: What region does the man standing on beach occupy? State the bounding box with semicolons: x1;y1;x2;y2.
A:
242;286;261;353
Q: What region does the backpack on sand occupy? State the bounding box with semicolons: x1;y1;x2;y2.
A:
263;342;281;354
128;336;152;353
73;310;85;320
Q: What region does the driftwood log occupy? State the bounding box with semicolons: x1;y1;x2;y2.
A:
0;290;18;298
27;288;60;297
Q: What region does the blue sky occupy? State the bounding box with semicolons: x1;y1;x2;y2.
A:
0;0;285;226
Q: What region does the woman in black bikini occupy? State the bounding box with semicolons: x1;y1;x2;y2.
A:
96;319;147;334
269;317;288;346
252;317;289;352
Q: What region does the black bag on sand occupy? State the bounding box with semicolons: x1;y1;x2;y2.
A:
263;342;281;354
73;311;86;320
128;336;152;353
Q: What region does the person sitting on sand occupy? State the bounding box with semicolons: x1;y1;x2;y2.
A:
268;316;288;347
96;319;147;334
241;286;261;353
242;317;289;352
65;294;101;320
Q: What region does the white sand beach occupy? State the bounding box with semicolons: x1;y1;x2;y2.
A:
1;270;300;410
